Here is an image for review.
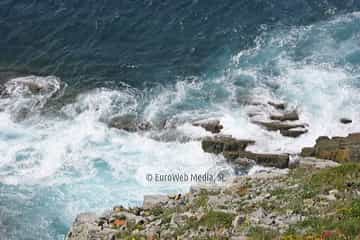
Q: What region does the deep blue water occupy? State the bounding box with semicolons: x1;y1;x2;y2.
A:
1;1;360;239
1;0;359;89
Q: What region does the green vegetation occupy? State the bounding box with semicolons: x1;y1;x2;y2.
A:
199;210;235;229
309;163;360;193
248;226;279;240
194;191;209;209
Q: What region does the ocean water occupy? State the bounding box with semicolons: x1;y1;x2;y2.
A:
1;1;360;239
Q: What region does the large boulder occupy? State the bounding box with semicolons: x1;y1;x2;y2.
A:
301;133;360;163
201;135;255;154
192;119;223;133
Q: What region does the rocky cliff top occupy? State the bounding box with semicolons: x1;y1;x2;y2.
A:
66;157;360;240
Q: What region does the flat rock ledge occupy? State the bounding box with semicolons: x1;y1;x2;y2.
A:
66;157;360;240
247;100;308;138
301;132;360;163
202;135;289;169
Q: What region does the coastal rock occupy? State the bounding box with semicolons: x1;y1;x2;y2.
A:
340;118;352;124
109;114;152;132
300;133;360;163
253;121;306;132
280;129;308;138
252;121;308;137
66;213;117;240
225;151;289;169
192;119;223;133
292;157;340;169
150;129;193;143
201;135;255;154
143;195;169;209
109;114;138;132
268;101;286;110
67;160;360;239
270;110;299;122
202;136;289;168
300;147;315;157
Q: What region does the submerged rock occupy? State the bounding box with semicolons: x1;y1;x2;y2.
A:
301;133;360;163
340;118;352;124
202;135;255;154
280;129;308;138
192;119;223;133
109;114;138;132
109;114;152;132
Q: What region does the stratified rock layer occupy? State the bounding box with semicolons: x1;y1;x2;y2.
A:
202;136;289;169
301;133;360;163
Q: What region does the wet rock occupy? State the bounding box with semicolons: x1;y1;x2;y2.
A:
270;110;299;122
201;135;255;154
150;129;193;143
193;119;223;133
109;114;152;132
225;151;289;169
340;118;352;124
109;114;138;132
268;101;286;110
301;133;360;163
280;129;308;138
202;136;288;168
253;121;306;132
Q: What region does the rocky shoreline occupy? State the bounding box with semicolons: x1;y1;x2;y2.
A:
65;99;360;239
66;156;360;240
1;75;358;239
